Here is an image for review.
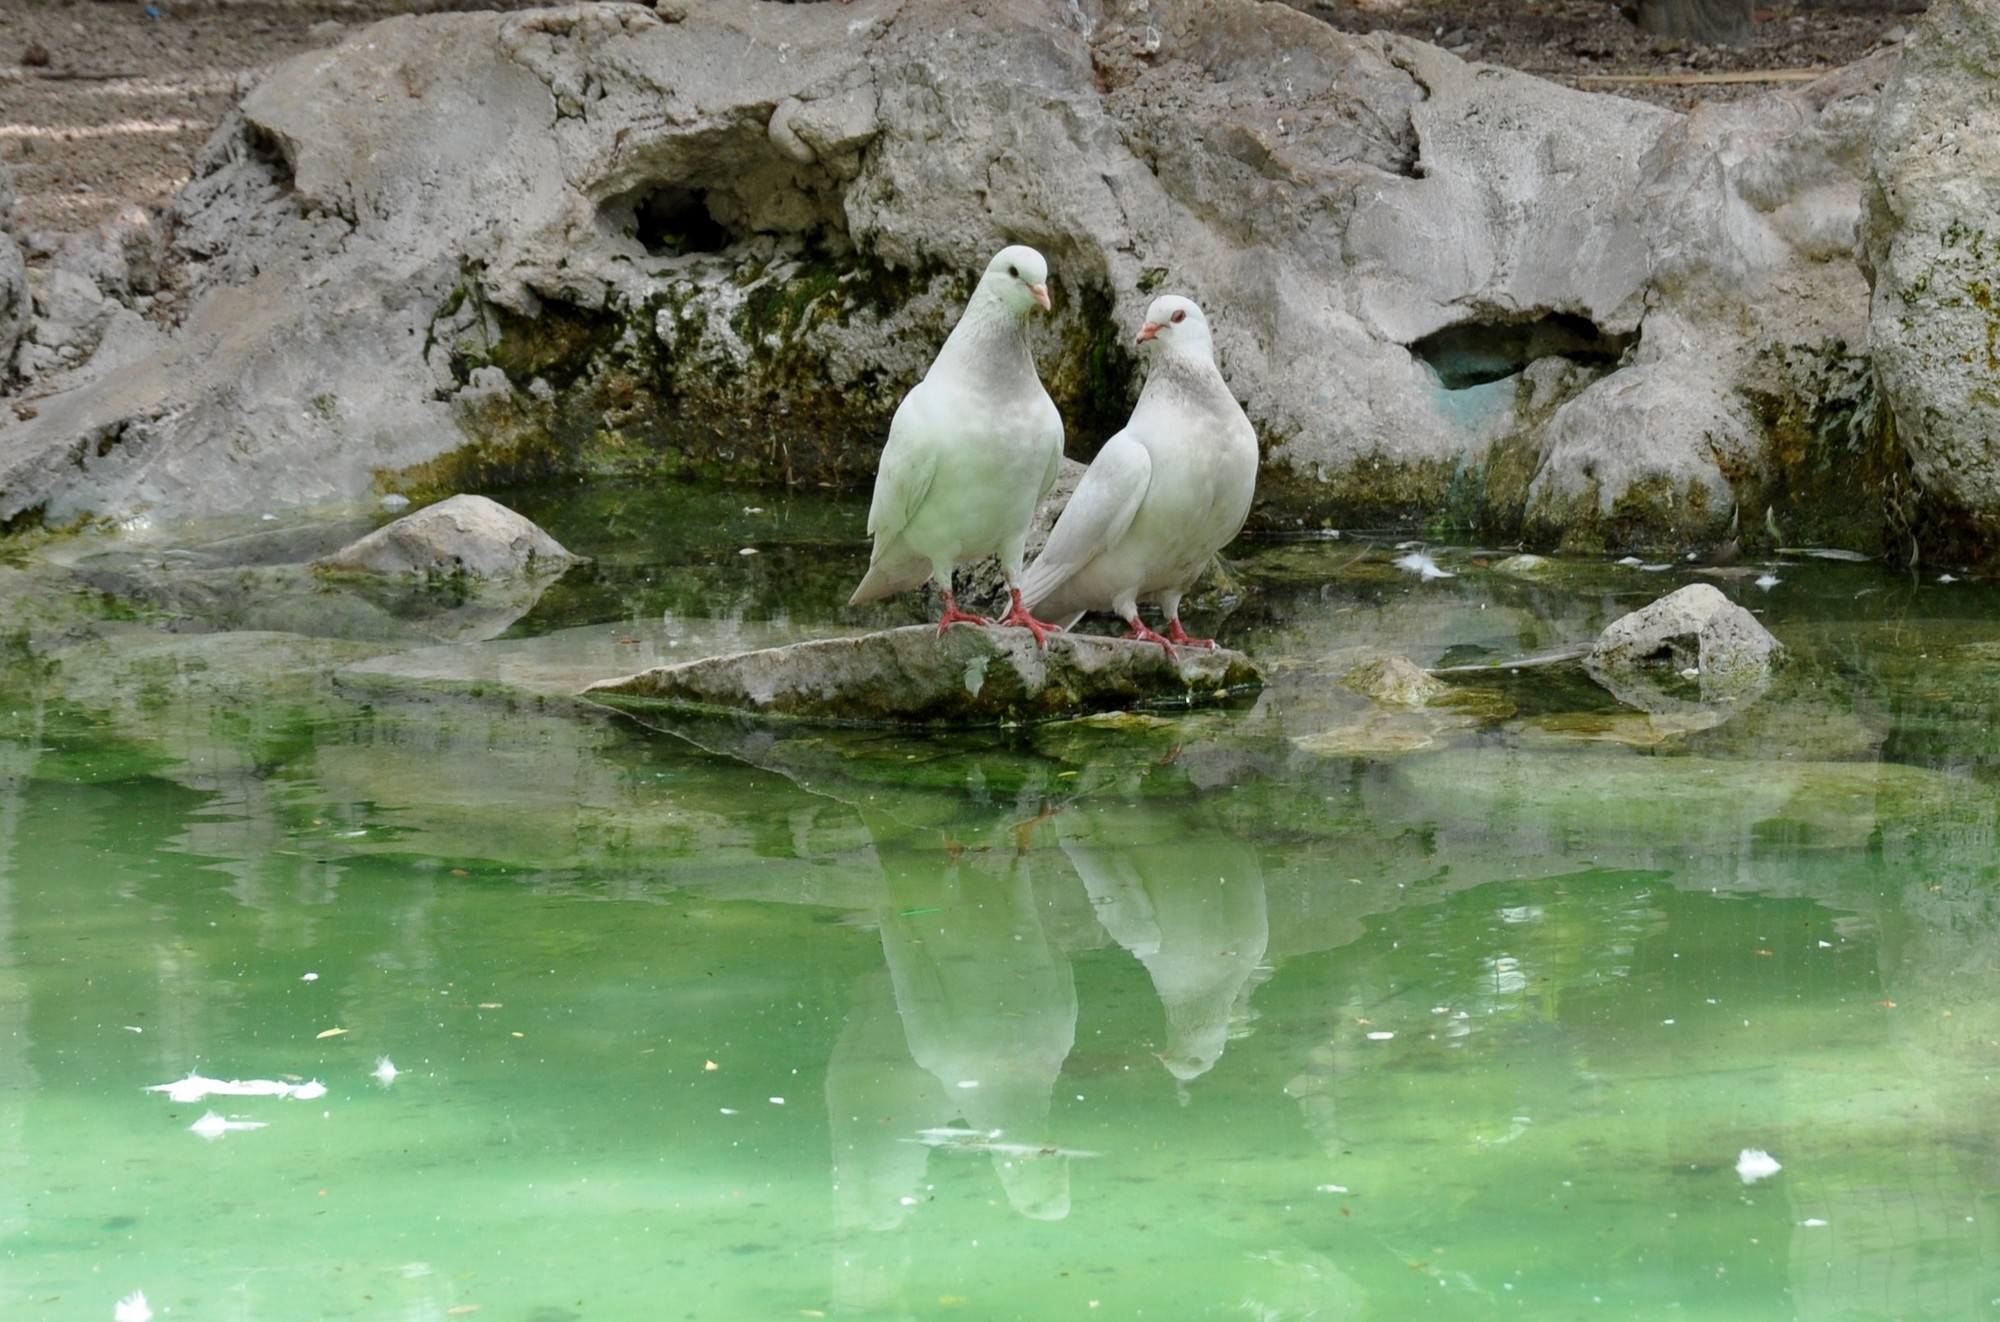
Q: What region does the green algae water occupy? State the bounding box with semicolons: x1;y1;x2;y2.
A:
5;484;2000;1319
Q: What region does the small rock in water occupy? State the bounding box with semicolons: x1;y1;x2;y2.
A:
314;493;580;582
1492;553;1556;579
1341;654;1450;707
1588;583;1784;687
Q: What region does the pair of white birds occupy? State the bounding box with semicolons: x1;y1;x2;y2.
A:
847;245;1259;652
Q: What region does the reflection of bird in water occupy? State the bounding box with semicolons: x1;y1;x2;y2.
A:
1059;807;1269;1084
882;856;1075;1217
836;805;1083;1223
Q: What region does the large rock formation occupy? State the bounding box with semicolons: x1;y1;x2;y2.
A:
0;0;1898;554
1864;0;2000;536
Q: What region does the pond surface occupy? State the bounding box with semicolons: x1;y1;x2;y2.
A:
4;482;2000;1320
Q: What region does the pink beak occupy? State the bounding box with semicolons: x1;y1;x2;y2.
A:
1135;322;1160;344
1030;283;1051;312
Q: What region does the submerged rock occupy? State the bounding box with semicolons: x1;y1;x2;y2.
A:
585;625;1262;727
1587;582;1785;686
1340;654;1452;707
312;493;580;582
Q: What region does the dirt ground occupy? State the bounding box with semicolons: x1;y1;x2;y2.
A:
0;0;1918;253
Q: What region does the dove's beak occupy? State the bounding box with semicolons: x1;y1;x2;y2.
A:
1030;283;1051;312
1135;322;1160;344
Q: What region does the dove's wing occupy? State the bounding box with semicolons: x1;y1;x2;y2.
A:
1019;432;1152;608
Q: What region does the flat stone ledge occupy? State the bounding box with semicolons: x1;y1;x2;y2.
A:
583;624;1264;727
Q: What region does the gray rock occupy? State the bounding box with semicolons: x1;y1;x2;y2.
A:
0;0;1893;553
1490;553;1558;579
586;625;1263;727
1586;582;1785;686
1340;655;1452;707
29;268;115;361
1863;0;2000;532
54;206;169;299
1523;338;1760;547
312;493;581;581
0;231;26;373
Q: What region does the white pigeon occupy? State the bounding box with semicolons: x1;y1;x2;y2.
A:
1019;294;1258;651
848;244;1066;644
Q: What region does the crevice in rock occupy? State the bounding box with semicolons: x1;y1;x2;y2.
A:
93;420;129;459
0;502;46;538
618;184;734;257
240;121;298;197
594;131;854;259
1409;312;1635;389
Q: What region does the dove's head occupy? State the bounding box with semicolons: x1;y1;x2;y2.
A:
981;245;1053;315
1136;295;1214;358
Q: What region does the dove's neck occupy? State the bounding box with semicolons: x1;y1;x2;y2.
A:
932;292;1036;385
1144;343;1227;408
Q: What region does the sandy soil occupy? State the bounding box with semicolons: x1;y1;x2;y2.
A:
0;0;1917;254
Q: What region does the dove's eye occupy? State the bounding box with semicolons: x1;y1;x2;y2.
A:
1008;265;1020;279
1170;309;1187;324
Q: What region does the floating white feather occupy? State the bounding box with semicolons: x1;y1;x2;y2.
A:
1392;551;1456;581
1736;1148;1782;1183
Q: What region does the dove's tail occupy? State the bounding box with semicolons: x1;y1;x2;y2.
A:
848;547;935;605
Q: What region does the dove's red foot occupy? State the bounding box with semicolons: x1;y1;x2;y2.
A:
999;589;1062;648
1165;618;1218;649
1123;620;1178;656
937;591;991;632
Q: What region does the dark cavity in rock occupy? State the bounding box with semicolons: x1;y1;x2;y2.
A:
616;183;734;257
1410;312;1636;390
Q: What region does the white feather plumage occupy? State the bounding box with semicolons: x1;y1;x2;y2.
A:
849;245;1064;632
1020;295;1258;647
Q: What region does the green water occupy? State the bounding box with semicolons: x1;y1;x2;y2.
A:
5;483;2000;1319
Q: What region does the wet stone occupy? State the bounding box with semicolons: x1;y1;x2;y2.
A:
584;624;1264;727
1340;654;1453;707
312;493;581;582
1586;582;1784;685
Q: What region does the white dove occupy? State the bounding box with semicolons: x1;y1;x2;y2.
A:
848;244;1066;644
1019;294;1258;651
